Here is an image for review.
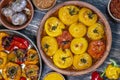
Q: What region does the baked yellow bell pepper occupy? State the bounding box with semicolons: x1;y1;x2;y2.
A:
25;49;39;65
45;17;65;37
0;51;7;69
87;23;104;40
105;59;120;80
70;38;88;54
41;36;58;57
79;7;97;26
53;48;73;69
25;65;39;80
0;32;9;51
2;62;21;80
69;22;87;38
59;5;79;25
8;51;17;62
73;53;92;70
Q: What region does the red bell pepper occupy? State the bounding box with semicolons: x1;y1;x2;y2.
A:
7;36;29;51
91;69;106;80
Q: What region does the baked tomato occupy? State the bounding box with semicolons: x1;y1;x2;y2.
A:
69;22;87;38
73;53;92;70
87;40;105;59
53;49;73;69
41;36;58;57
0;51;7;69
2;62;21;80
57;31;72;49
59;5;79;25
45;17;65;37
70;38;88;54
87;23;104;40
79;8;97;26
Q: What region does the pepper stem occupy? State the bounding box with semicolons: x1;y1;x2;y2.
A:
100;68;106;78
110;59;118;67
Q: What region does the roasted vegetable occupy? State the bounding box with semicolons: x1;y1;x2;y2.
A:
25;65;39;80
11;0;27;12
41;36;58;56
0;32;9;51
53;49;73;68
79;7;97;26
8;51;17;63
69;22;87;38
73;53;92;70
2;62;21;80
70;38;88;54
45;17;65;37
88;40;105;59
105;59;120;80
87;23;104;40
11;13;27;25
25;49;39;65
59;5;79;25
6;36;29;51
2;7;14;17
57;31;72;49
0;51;7;69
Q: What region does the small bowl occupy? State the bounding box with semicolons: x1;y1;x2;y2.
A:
0;0;34;30
108;0;120;22
37;1;112;76
43;72;65;80
32;0;56;11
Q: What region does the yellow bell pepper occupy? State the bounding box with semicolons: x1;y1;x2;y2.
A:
8;51;17;62
0;51;7;69
87;23;104;40
105;59;120;80
53;48;73;69
59;5;79;25
2;62;21;80
25;65;39;80
69;22;87;38
0;32;9;51
73;53;92;70
25;49;39;65
41;36;58;57
79;7;97;26
45;17;65;37
70;38;88;54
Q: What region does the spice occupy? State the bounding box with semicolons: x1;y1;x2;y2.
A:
110;0;120;19
34;0;55;9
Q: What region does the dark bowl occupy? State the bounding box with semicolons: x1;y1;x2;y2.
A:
0;0;34;30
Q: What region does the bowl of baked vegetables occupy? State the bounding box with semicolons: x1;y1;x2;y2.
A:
37;1;112;76
0;29;42;80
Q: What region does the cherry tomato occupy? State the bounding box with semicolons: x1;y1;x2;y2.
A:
87;40;105;59
20;77;26;80
57;31;72;49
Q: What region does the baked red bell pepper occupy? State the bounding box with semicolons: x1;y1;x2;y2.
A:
7;36;29;51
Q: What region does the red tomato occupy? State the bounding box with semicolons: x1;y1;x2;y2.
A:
88;40;105;59
57;31;72;49
20;77;26;80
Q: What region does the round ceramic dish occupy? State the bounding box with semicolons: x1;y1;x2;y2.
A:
108;0;120;22
0;0;34;30
32;0;56;11
43;72;65;80
0;29;42;80
37;1;112;76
